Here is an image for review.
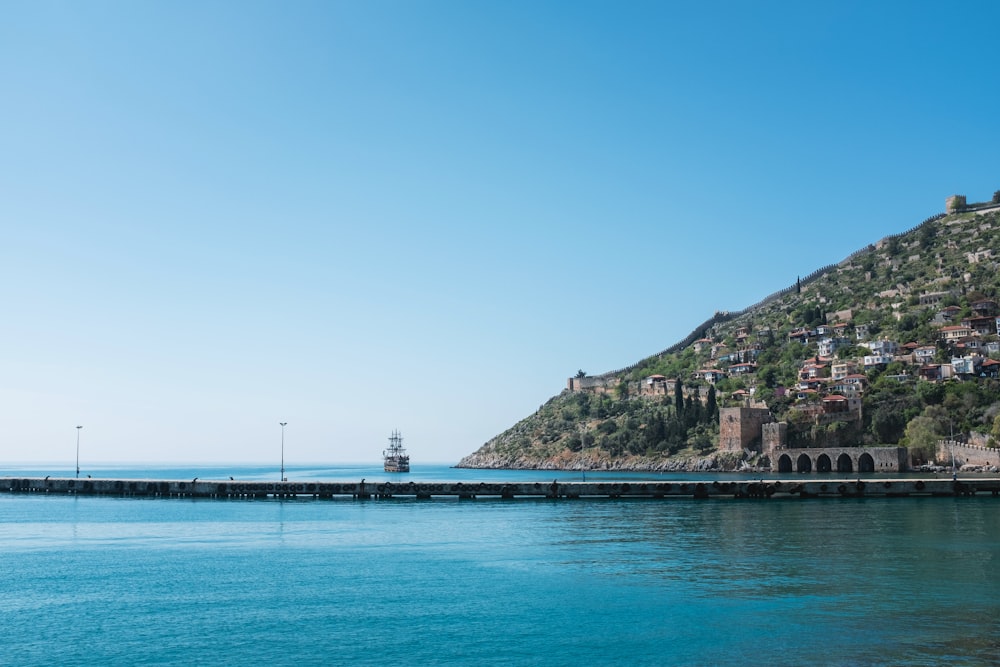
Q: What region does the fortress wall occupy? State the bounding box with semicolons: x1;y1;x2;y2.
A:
936;440;1000;468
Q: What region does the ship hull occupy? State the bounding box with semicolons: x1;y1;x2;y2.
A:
384;458;410;473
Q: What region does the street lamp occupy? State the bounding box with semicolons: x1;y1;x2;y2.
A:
75;425;83;478
950;420;957;481
280;422;287;481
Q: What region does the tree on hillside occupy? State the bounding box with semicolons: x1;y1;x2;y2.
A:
615;380;629;401
919;222;937;250
674;378;684;416
706;385;718;422
904;405;948;462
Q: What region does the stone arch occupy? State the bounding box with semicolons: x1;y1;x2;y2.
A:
837;453;853;473
858;452;875;473
778;454;793;473
796;453;813;473
816;454;832;473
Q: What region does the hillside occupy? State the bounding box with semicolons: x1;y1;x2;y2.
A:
459;192;1000;471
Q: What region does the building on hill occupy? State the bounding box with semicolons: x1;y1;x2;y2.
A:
641;375;670;396
921;291;957;307
818;336;850;357
938;324;974;342
963;316;996;336
972;300;998;317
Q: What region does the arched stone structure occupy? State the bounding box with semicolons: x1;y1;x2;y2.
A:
770;447;908;474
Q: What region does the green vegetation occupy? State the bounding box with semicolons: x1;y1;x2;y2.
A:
465;205;1000;468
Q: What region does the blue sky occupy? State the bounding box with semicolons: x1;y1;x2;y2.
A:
2;1;999;466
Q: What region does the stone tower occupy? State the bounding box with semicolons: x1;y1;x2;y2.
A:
718;407;773;453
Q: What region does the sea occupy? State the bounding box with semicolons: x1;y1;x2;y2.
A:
2;463;999;666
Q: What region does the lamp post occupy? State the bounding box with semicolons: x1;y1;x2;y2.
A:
950;421;956;481
75;425;83;478
280;422;287;481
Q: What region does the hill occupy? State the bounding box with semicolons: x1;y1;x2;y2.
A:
458;192;1000;471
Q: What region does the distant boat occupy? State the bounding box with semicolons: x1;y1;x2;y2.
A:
383;430;410;472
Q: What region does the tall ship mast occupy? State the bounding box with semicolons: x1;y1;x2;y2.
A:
383;430;410;473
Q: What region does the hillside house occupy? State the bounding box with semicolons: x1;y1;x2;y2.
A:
729;362;756;376
914;346;937;364
920;291;955;306
829;379;862;398
855;323;871;340
818;336;851;357
952;356;981;377
822;395;851;414
939;325;974;341
830;361;858;381
933;306;962;325
795;388;821;401
865;339;898;356
972;300;998;317
643;375;669;395
711;344;731;360
787;328;813;344
954;339;983;353
982;359;1000;378
843;373;869;390
864;354;894;369
715;350;738;364
695;369;726;384
919;364;954;381
962;316;996;336
799;362;828;381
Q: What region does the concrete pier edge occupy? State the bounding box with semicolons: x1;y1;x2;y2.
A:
3;477;999;500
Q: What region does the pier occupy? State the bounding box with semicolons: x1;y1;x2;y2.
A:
4;476;1000;499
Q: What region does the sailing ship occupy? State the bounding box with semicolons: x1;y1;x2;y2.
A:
383;430;410;472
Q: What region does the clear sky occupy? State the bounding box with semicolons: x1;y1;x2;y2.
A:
2;1;999;466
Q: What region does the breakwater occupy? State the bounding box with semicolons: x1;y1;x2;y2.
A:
4;476;1000;499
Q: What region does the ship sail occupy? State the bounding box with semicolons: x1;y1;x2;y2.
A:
383;430;410;472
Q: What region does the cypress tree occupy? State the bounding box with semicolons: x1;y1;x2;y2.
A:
706;385;718;422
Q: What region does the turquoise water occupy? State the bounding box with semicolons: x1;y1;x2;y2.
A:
2;466;999;666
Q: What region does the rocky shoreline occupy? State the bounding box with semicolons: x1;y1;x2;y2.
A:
455;450;751;473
